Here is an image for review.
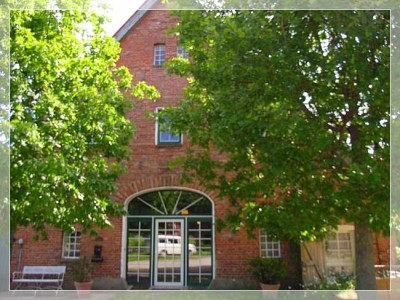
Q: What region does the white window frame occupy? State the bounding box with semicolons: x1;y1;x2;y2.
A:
177;45;189;59
154;44;166;66
62;231;81;259
155;107;182;145
325;225;355;275
260;230;281;258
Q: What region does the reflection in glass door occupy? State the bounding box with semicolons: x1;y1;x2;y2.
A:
155;219;184;287
187;218;213;286
126;218;152;287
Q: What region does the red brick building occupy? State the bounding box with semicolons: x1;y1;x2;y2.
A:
10;0;391;290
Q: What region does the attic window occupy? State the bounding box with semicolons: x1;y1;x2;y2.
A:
154;44;165;66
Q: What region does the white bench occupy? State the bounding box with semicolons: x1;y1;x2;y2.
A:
12;266;66;291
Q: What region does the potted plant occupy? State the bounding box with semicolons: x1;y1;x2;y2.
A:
375;266;390;290
69;256;95;291
248;257;287;290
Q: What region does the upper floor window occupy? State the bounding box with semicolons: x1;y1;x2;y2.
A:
260;230;281;258
155;107;182;145
177;45;189;59
62;231;81;259
154;44;166;66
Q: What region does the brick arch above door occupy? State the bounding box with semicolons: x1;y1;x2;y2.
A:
113;175;219;206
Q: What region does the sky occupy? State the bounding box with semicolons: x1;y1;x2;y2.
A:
101;0;147;36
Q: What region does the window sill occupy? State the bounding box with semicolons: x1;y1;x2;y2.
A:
60;257;79;262
156;143;183;147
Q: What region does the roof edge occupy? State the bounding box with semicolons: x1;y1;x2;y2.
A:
113;0;160;41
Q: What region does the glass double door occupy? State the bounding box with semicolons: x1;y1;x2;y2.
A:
126;216;213;288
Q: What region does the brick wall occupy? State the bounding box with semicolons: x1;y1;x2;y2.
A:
373;232;392;266
116;7;265;282
10;223;122;286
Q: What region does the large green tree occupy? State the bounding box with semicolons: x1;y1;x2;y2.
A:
164;10;390;289
10;10;159;237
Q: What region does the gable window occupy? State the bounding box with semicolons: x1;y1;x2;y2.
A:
154;44;165;66
177;45;189;59
260;230;281;258
155;107;182;145
62;231;81;259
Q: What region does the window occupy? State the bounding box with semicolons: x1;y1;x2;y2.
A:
325;225;355;275
177;45;189;59
326;233;352;259
260;230;281;258
128;189;212;216
155;107;182;145
154;44;165;66
62;231;81;259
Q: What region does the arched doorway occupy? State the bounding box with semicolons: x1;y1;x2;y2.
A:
125;188;214;289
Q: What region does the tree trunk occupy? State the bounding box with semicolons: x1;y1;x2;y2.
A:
355;222;376;290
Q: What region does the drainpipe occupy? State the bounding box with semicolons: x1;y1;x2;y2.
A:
16;238;23;271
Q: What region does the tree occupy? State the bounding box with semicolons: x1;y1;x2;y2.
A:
164;10;390;289
10;10;159;237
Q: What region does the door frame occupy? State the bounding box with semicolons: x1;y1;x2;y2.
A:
122;187;216;288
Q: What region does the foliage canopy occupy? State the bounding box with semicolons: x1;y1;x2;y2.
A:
10;10;159;236
165;10;390;241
